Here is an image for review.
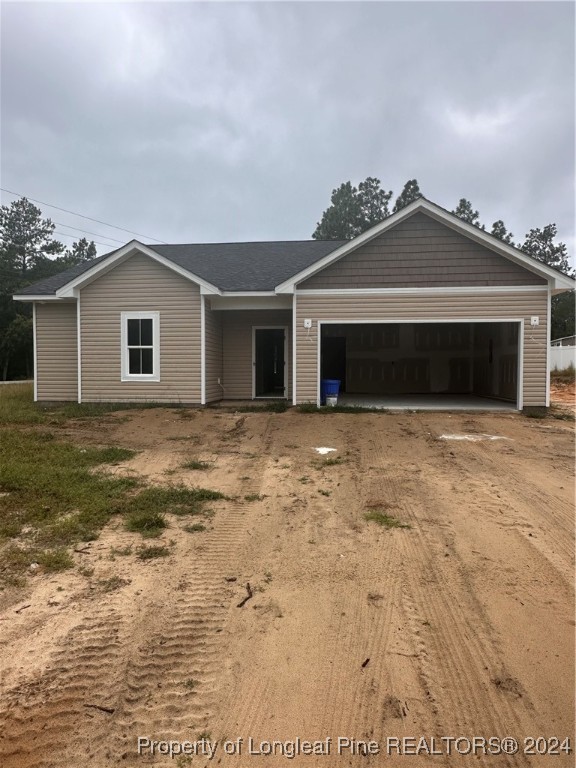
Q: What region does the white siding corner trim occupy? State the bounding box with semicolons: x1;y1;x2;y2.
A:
292;294;297;405
120;311;160;382
546;291;551;407
200;295;206;405
77;297;82;403
32;303;38;402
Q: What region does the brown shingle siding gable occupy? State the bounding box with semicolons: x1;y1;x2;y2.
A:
300;212;547;289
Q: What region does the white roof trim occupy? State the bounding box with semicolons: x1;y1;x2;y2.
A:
275;198;575;293
220;291;278;297
13;294;65;302
55;240;221;298
297;285;547;296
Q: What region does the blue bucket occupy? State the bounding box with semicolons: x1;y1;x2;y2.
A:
320;379;341;405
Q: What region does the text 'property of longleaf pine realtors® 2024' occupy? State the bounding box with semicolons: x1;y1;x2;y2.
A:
137;735;573;759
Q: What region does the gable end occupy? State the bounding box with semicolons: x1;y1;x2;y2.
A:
299;212;547;290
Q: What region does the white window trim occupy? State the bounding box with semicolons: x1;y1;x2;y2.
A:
120;311;160;382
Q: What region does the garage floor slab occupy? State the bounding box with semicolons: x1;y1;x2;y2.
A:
336;394;517;411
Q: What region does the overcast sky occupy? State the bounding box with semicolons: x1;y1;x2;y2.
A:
1;1;574;262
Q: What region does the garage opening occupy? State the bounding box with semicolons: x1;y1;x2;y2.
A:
320;322;520;410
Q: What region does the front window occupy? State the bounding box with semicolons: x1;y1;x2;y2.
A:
121;312;160;381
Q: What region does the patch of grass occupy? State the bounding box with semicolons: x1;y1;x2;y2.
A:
297;403;320;413
551;364;575;383
364;511;411;529
183;678;198;690
175;408;196;419
182;460;212;471
298;476;310;484
297;402;388;414
262;401;289;413
184;523;206;533
231;401;289;413
137;545;170;560
551;409;575;421
0;384;46;424
126;510;167;538
38;548;74;571
127;486;226;520
244;493;266;502
0;384;163;427
318;489;331;497
322;456;345;466
109;545;133;557
0;427;227;583
0;429;138;548
97;576;129;592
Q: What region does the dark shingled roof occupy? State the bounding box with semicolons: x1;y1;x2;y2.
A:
16;240;346;296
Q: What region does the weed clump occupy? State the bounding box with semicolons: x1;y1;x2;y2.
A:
364;510;410;529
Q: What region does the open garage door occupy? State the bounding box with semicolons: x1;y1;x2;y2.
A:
320;321;520;410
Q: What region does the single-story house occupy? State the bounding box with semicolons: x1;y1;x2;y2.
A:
14;197;574;410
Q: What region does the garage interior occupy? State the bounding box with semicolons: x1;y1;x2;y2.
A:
320;322;520;410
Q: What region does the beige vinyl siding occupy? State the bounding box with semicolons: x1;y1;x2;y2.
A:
222;310;292;399
301;212;546;289
295;292;548;407
204;300;223;403
35;301;78;401
80;253;201;403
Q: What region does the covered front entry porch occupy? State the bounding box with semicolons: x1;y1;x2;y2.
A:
204;297;293;402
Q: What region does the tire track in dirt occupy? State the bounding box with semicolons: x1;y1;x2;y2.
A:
365;421;536;767
214;415;440;768
0;605;124;767
428;420;574;584
1;413;275;768
108;417;276;765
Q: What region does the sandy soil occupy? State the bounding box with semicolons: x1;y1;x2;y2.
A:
0;406;574;768
550;380;575;411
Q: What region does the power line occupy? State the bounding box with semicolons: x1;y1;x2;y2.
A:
53;220;125;245
54;230;120;249
0;187;167;244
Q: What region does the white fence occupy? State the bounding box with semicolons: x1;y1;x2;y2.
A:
550;345;576;371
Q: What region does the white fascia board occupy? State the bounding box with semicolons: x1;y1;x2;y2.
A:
296;285;547;297
13;294;63;302
275;197;576;292
56;240;221;297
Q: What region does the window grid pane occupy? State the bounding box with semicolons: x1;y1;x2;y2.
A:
140;319;153;346
127;319;141;347
129;347;141;375
141;348;153;374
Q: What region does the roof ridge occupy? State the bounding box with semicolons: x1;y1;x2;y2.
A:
152;239;347;247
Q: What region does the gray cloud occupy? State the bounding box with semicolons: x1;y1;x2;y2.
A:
1;1;574;261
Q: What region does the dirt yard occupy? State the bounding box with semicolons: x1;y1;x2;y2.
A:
1;405;574;768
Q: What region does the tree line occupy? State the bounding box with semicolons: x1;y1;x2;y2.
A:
312;177;574;340
0;198;97;380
